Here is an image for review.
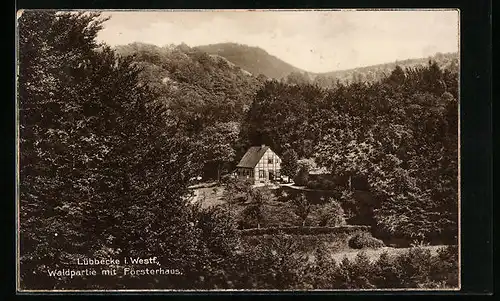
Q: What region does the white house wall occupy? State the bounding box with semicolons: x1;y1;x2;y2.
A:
254;149;281;183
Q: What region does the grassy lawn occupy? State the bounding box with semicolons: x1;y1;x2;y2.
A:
193;185;225;208
225;199;330;228
328;245;445;262
194;184;339;228
242;232;355;255
194;183;453;264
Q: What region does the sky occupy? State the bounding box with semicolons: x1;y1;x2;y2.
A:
97;9;459;73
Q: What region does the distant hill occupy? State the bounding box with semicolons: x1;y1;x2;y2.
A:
113;42;266;124
311;52;459;87
194;43;459;88
114;42;459;103
194;43;307;79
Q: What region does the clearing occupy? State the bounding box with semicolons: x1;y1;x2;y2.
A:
328;245;445;262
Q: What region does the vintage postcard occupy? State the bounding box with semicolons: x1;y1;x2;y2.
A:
16;9;460;292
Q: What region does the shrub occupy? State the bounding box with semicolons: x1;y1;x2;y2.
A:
274;188;292;203
281;149;299;179
316;199;346;226
224;233;306;289
303;175;337;190
302;244;338;289
241;202;265;229
222;177;254;204
224;241;458;289
292;194;312;227
294;165;310;186
274;188;285;199
318;177;336;190
348;232;385;249
191;206;241;257
327;179;338;190
395;247;433;288
372;251;403;288
428;245;459;287
350;251;377;289
306;180;321;189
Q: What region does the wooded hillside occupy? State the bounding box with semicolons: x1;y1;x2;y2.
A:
193;42;458;89
18;11;459;290
195;42;306;79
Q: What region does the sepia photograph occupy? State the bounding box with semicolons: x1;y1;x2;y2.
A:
16;9;460;292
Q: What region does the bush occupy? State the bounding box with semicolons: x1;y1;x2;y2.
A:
190;206;241;257
210;239;459;290
302;175;338;191
316;199;346;226
372;251;403;288
223;234;307;289
301;246;459;289
292;193;312;226
306;179;321;189
428;245;459;287
348;232;385;249
294;166;310;186
316;177;336;190
395;247;433;288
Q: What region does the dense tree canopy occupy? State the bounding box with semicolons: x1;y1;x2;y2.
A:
18;11;458;290
18;11;239;290
242;60;458;242
113;42;267;177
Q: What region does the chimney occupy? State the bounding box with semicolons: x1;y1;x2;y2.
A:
261;144;266;148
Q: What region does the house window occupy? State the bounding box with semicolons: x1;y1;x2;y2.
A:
259;170;265;178
268;158;273;164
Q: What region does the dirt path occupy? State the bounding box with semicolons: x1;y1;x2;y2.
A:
279;183;333;192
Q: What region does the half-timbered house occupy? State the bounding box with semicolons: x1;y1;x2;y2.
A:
235;145;281;184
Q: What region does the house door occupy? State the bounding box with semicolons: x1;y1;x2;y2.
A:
268;170;275;182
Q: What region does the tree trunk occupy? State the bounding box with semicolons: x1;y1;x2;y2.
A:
348;175;352;191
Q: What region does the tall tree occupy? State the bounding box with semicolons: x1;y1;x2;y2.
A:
241;187;271;228
292;193;312;227
280;149;299;180
197;122;239;181
18;11;235;290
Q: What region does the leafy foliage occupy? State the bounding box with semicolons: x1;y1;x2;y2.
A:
203;235;458;290
294;165;310;186
196;122;239;181
243;58;458;243
240;186;273;228
348;232;385;249
315;198;346;226
114;42;266;175
18;11;458;290
18;11;242;290
292;194;313;227
280;149;299;179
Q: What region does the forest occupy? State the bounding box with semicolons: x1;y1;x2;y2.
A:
18;11;459;290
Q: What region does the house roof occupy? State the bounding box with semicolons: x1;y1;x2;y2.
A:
236;145;270;168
